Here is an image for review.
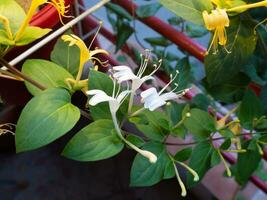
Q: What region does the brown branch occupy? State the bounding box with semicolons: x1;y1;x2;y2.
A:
0;58;91;120
0;58;46;90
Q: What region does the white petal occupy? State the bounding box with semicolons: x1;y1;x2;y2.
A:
160;92;178;101
86;89;105;96
141;75;154;82
113;65;132;72
147;99;166;111
140;87;158;99
89;92;113;106
131;78;143;91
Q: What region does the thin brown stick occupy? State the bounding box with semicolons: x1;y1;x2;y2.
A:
0;58;91;120
0;58;46;90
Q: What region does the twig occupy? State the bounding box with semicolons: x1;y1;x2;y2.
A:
0;58;90;120
0;58;46;90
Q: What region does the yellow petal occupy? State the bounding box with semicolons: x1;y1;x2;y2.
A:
0;14;13;40
15;0;47;41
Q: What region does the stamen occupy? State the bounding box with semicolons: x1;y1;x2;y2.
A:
137;54;144;77
88;21;103;50
159;70;179;94
148;59;162;77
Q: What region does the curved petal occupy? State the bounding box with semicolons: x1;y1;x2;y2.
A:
86;89;106;96
90;49;109;57
145;98;166;111
113;65;132;72
140;87;158;99
160;92;178;102
87;90;114;106
141;75;154;82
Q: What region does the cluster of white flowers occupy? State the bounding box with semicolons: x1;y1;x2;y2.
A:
86;50;189;163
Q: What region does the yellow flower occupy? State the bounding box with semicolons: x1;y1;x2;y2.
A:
202;8;229;54
48;0;72;24
61;34;109;81
15;0;70;41
216;106;238;130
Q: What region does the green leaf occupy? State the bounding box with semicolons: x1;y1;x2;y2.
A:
235;141;261;185
168;17;183;26
205;18;257;86
136;3;162;18
0;0;25;35
105;3;133;20
22;59;74;96
144;36;171;47
185;23;208;38
184;108;216;138
159;0;212;25
15;26;51;46
242;57;266;86
219;129;234;138
210;150;221;167
15;88;80;153
220;138;231;150
129;110;169;141
88;70;113;120
0;30;14;46
256;119;267;130
62;119;124;161
166;102;185;126
126;134;145;148
50;30;80;76
174;147;192;162
191;94;211;111
115;21;134;52
130;142;170;186
203;73;250;103
164;160;175;179
237;89;263;129
187;141;213;187
260;85;267;114
259;135;267;144
172;57;192;91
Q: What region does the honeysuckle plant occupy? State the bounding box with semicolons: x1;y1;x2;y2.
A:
0;0;267;198
0;0;70;53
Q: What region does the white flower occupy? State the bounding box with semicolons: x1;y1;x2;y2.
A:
140;71;189;111
112;50;161;92
86;78;130;113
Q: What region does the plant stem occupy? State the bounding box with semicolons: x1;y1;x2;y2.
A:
130;107;145;117
127;91;134;114
0;58;46;90
111;111;157;162
0;58;91;120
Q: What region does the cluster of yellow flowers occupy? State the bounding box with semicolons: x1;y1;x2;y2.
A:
203;0;267;53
